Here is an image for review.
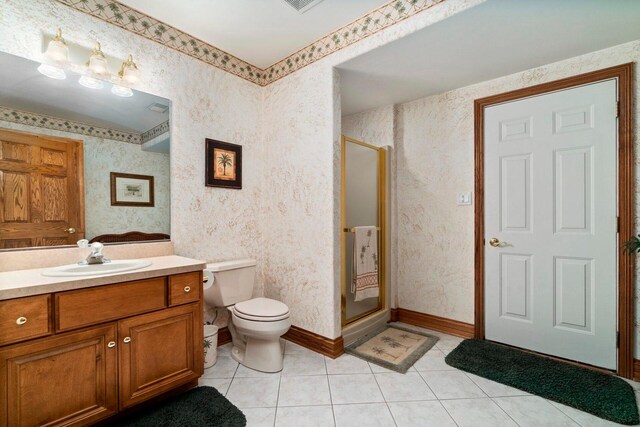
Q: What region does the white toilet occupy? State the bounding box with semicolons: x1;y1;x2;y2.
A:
203;259;291;373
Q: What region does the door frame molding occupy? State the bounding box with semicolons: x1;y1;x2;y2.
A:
473;63;635;378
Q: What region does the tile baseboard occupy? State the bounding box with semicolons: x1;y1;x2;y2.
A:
394;308;474;338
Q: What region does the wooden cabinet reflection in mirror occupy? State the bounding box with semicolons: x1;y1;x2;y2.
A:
0;128;84;249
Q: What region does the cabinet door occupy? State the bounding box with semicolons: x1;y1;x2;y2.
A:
0;324;117;427
118;303;202;409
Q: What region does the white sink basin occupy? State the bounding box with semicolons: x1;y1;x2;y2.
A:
42;260;152;277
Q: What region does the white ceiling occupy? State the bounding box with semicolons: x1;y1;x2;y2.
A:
0;52;170;133
119;0;389;68
338;0;640;116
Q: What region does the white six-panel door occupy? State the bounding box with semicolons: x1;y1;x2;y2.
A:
484;79;618;369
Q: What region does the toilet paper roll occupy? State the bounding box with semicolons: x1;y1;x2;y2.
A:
203;269;215;290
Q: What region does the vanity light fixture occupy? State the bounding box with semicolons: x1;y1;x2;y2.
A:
110;54;138;97
37;29;141;96
37;28;69;80
118;55;140;85
79;42;107;89
86;42;108;75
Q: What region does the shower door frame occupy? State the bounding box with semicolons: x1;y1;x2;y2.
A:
341;135;387;327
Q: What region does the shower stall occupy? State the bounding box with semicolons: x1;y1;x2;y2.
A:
341;136;387;328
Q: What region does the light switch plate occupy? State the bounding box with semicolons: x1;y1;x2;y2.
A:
457;192;472;206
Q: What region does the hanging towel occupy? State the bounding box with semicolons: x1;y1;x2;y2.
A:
352;226;379;302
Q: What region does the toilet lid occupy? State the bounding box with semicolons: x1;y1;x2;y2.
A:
234;297;290;320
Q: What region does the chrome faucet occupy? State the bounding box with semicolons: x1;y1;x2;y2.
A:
77;240;110;265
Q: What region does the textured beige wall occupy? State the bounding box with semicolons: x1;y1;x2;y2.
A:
0;1;264;302
0;0;495;339
6;1;636;350
395;40;640;328
342;106;395;148
344;40;640;354
262;0;483;339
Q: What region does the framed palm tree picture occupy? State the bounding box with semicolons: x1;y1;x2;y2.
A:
205;138;242;189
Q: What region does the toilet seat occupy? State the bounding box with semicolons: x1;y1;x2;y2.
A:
233;297;290;322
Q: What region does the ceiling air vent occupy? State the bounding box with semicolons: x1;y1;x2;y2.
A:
147;103;169;114
283;0;325;13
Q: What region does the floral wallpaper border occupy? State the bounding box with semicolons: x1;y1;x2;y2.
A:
55;0;447;86
141;119;169;143
0;105;144;144
55;0;266;85
261;0;445;84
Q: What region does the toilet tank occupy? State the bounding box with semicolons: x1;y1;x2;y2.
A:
203;258;256;307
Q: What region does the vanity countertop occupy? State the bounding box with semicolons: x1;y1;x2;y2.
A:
0;255;206;300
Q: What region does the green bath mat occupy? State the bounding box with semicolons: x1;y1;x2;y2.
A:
111;386;246;427
345;325;439;373
445;339;639;425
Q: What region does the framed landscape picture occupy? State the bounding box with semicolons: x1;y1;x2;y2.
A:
206;138;242;189
110;172;155;207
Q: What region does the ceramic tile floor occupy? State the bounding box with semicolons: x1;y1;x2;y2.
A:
198;322;640;427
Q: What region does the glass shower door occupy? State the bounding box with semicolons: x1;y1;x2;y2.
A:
342;136;386;326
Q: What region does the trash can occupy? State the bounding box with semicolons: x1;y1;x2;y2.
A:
204;324;219;369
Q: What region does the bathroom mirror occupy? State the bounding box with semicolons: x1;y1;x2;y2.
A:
0;51;171;250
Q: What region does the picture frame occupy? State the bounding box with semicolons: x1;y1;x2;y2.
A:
110;172;155;207
205;138;242;189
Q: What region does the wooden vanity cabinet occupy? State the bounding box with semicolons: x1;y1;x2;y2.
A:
0;294;52;346
0;271;203;427
0;324;118;427
119;302;202;409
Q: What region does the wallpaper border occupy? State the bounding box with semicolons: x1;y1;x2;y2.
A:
55;0;447;86
262;0;446;84
141;120;169;143
0;105;151;144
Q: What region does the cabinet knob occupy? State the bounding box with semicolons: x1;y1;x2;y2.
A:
107;341;116;348
16;316;27;325
64;227;77;234
123;337;131;344
184;286;191;293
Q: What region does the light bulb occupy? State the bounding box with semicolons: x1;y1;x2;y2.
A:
78;74;104;89
111;84;133;97
37;63;66;80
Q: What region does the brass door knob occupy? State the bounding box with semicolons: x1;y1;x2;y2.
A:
123;337;131;344
107;341;116;348
489;238;503;247
64;228;77;234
